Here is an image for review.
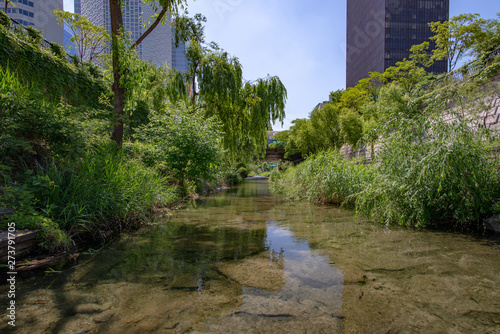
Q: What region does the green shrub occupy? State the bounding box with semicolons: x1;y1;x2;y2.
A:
355;112;499;230
492;201;500;214
0;10;11;28
223;168;244;186
0;66;82;178
133;104;223;189
25;25;43;45
277;160;293;173
237;167;248;177
0;25;109;108
271;150;373;206
50;42;66;58
268;142;283;148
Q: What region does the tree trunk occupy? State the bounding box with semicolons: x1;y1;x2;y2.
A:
109;0;176;148
110;0;124;148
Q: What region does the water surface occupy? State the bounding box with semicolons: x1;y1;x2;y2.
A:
1;180;500;333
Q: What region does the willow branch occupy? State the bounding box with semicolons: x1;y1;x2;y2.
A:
130;4;169;50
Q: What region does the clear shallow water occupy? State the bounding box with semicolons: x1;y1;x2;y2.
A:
1;180;500;333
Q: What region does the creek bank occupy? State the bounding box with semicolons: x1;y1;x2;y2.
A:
0;185;234;276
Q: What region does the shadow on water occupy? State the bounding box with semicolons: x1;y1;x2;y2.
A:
1;179;500;333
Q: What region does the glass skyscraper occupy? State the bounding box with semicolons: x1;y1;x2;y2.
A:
346;0;449;88
74;0;81;14
81;0;188;70
2;0;64;45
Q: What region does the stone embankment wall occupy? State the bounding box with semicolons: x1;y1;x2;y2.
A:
477;93;500;134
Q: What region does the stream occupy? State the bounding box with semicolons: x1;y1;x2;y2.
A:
1;179;500;333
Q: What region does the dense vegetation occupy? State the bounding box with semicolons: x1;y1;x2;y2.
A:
0;9;278;251
271;13;500;231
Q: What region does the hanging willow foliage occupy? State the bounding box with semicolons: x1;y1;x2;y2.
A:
170;13;287;161
195;50;286;160
199;59;287;159
242;76;287;157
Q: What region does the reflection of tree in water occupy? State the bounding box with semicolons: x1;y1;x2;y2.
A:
270;247;285;269
200;180;273;203
114;223;268;287
231;180;273;198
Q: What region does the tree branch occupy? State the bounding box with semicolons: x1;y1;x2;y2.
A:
130;4;170;50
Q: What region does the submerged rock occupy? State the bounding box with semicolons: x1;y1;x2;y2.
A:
484;214;500;233
217;252;286;291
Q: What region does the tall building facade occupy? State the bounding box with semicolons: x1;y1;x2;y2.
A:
172;38;189;73
74;0;81;14
64;22;76;55
346;0;449;88
2;0;64;45
82;0;187;69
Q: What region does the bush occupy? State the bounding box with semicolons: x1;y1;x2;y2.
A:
271;150;373;206
50;42;66;58
0;66;82;179
0;25;109;108
0;185;71;251
237;167;248;178
0;10;11;28
25;25;43;44
223;168;244;186
268;142;283;148
355;112;499;230
133;104;223;190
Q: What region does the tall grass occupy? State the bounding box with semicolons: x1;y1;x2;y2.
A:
25;142;177;239
0;65;29;96
270;150;373;206
355;112;499;230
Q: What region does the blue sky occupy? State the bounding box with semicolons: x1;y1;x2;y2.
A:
63;0;499;130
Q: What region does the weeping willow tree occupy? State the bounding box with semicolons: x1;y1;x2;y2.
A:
172;13;287;160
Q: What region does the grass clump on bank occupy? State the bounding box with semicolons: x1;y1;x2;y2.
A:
25;142;176;239
270;150;373;206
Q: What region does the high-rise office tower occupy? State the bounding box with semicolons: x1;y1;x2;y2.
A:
82;0;187;69
64;22;76;56
74;0;81;14
346;0;449;88
2;0;64;45
172;38;189;73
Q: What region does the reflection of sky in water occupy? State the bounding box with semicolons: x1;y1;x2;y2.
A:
266;222;343;285
240;220;344;317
